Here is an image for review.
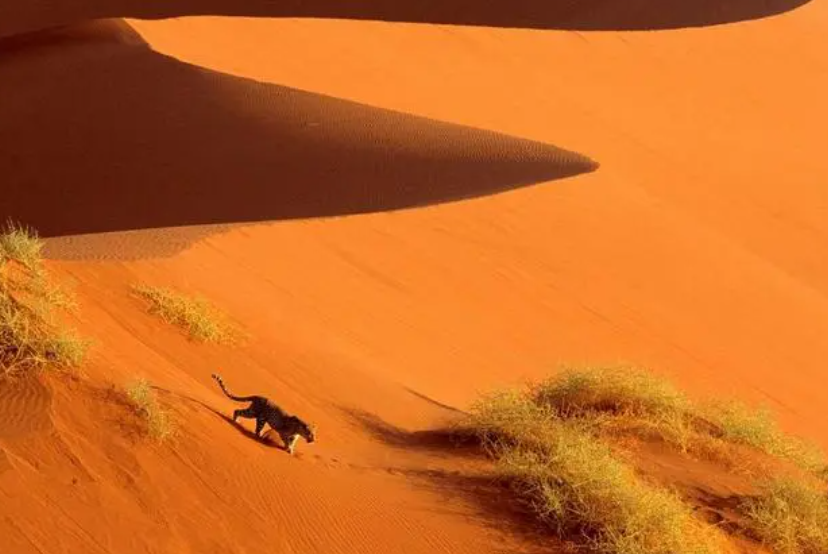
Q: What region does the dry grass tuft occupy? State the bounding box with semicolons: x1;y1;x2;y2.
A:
740;477;828;554
531;365;701;453
532;365;691;419
0;221;45;269
125;378;175;442
528;366;826;473
0;222;88;376
703;401;826;474
459;366;828;554
462;388;724;554
132;284;239;344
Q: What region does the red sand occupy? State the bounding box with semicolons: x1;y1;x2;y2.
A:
2;2;828;553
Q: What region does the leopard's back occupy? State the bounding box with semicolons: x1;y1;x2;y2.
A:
254;397;290;429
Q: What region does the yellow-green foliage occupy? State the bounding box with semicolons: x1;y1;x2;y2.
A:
464;389;723;554
741;478;828;554
466;389;559;450
462;366;828;554
531;365;698;452
132;284;238;344
532;365;691;419
704;401;826;474
0;222;87;376
0;222;45;269
125;378;174;441
530;366;826;473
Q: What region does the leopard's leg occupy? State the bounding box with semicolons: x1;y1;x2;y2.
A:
233;405;256;422
286;434;299;455
254;417;266;437
277;430;291;451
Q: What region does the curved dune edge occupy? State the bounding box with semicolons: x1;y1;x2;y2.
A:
0;0;813;38
3;20;596;258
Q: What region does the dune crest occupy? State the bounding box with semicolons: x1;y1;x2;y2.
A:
0;0;813;37
2;20;595;255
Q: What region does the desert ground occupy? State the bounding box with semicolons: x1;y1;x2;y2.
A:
2;2;828;553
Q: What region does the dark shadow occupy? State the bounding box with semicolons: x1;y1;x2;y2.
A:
89;382;156;443
212;412;286;450
0;0;813;37
403;386;468;415
340;408;554;552
690;487;760;541
340;407;483;458
1;20;596;259
399;468;554;553
151;385;285;449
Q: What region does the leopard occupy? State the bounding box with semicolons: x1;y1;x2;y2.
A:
211;373;316;454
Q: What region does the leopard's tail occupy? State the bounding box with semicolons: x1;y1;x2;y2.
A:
212;373;254;402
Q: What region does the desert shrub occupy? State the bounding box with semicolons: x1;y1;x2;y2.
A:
0;222;87;376
704;401;826;474
530;365;701;452
532;365;690;419
132;284;238;344
740;477;828;554
125;378;175;441
530;366;826;473
463;388;723;554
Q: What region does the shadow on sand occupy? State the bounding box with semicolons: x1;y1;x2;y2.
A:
1;20;595;258
340;407;555;552
152;385;287;450
341;407;480;458
341;408;772;551
213;411;287;450
1;0;813;36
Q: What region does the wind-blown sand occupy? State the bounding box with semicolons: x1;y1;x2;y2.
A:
2;1;828;553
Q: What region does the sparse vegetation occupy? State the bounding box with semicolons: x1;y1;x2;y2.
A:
704;400;826;474
532;364;691;419
531;365;700;453
458;365;828;554
132;284;239;344
463;387;724;554
524;366;826;473
0;222;46;269
740;477;828;554
0;221;87;376
125;378;175;441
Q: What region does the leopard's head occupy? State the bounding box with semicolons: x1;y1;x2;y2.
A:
295;418;316;444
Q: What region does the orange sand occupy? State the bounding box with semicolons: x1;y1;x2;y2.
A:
2;2;828;553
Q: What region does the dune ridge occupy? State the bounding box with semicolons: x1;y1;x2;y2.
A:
0;0;813;38
2;20;595;255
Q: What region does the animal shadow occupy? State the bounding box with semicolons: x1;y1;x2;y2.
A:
215;412;288;450
152;385;287;451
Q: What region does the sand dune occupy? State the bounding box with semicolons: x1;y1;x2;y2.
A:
0;0;813;37
2;1;828;554
2;20;594;242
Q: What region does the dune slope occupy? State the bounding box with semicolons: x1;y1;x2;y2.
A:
2;1;828;554
1;20;594;240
